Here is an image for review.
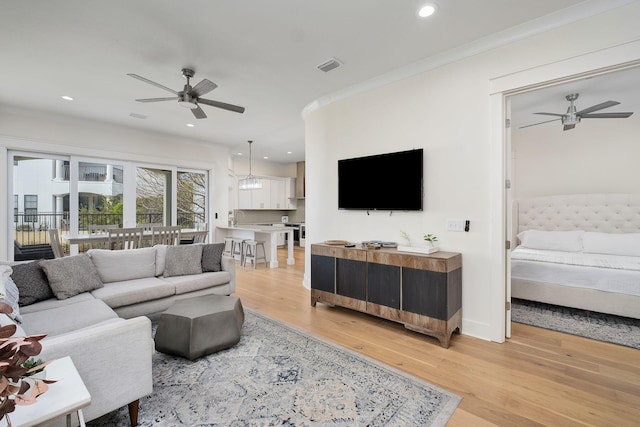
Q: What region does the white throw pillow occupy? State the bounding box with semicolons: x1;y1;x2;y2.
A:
88;247;157;283
517;230;584;252
582;232;640;257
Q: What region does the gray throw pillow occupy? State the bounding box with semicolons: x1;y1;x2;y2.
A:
201;243;225;272
10;261;54;306
39;254;104;300
164;245;203;277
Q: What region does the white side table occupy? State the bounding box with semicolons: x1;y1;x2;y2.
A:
0;356;91;427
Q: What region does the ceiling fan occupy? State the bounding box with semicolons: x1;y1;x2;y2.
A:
127;68;245;119
521;92;633;131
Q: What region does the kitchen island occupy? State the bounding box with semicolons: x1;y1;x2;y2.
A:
215;225;296;268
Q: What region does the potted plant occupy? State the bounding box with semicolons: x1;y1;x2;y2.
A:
0;302;53;426
398;231;439;254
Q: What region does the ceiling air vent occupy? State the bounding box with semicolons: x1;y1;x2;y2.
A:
129;112;147;119
317;58;342;73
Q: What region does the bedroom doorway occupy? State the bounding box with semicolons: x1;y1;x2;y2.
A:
502;63;640;342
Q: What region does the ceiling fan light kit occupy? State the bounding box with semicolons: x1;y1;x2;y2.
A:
128;68;245;119
522;92;633;131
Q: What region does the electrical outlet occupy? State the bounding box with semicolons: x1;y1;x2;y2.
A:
447;219;465;232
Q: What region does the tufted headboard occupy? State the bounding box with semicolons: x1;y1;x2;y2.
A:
515;194;640;241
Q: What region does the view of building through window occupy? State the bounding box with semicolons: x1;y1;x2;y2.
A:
10;152;208;260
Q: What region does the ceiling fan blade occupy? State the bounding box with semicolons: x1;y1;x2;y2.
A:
198;98;245;114
534;112;565;117
135;97;179;103
576;100;619;115
563;124;576;131
190;79;217;98
191;105;207;119
127;73;178;95
580;112;633;119
519;118;561;129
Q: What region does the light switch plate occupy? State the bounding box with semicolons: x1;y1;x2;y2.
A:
447;219;465;232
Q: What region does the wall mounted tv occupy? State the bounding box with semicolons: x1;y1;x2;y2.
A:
338;148;423;211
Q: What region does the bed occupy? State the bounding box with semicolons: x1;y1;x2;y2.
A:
511;193;640;319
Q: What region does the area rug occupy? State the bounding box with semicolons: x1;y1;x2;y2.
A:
511;299;640;349
89;309;461;426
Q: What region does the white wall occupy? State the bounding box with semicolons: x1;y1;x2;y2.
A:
304;2;640;342
0;106;233;259
512;114;640;198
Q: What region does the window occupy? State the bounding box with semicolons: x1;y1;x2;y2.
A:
177;171;206;228
136;167;170;226
13;195;18;222
24;195;38;223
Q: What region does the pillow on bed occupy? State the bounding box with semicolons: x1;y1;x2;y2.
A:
517;230;584;252
582;232;640;257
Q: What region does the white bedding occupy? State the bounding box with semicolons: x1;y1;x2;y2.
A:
512;247;640;271
511;247;640;297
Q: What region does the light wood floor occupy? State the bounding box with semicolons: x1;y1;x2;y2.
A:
234;248;640;427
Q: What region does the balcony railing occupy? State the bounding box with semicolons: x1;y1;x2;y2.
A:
61;164;124;183
13;211;205;246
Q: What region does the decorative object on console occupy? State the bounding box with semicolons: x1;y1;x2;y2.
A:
397;232;439;254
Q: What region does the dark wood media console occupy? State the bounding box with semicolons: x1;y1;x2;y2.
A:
311;243;462;348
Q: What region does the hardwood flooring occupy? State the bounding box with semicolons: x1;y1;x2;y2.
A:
234;247;640;426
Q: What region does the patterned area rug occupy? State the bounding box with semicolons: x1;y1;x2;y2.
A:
89;309;461;426
512;299;640;349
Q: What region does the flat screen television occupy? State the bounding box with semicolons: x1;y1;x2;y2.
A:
338;148;423;211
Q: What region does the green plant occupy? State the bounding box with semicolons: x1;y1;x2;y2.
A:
400;230;411;246
21;358;46;377
0;302;53;424
423;233;438;243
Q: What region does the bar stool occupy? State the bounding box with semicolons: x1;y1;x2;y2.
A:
224;237;246;263
222;237;234;256
242;240;267;269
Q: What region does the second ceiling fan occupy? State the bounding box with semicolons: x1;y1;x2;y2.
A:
522;92;633;131
128;68;245;119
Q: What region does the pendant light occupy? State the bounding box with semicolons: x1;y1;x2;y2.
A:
239;140;262;190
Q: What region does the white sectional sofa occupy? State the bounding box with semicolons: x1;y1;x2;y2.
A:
1;242;233;426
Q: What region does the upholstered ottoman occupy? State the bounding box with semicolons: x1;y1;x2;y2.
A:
154;295;244;360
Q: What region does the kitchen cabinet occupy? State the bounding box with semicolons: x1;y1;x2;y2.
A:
237;177;297;210
270;179;285;209
237;179;271;209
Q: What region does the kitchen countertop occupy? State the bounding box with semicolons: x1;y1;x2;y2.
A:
218;225;299;231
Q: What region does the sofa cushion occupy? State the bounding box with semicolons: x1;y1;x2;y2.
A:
19;292;95;315
164;245;203;277
21;298;118;337
201;243;225;272
9;261;54;306
88;247;157;283
39;254;104;300
90;277;175;309
161;271;232;295
0;313;27;337
154;245;168;276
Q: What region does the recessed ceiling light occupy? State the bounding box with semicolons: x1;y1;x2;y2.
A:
418;4;437;18
237;152;243;156
263;156;269;160
287;151;292;154
61;95;74;101
186;123;195;127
